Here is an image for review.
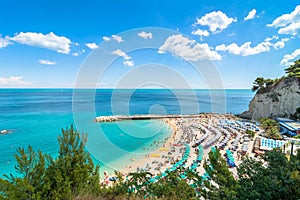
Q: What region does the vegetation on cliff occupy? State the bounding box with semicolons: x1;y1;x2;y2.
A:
252;59;300;93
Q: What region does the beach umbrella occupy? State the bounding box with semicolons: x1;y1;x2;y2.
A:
180;174;187;179
149;178;156;183
109;177;118;181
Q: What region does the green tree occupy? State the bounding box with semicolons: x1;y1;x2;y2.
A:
45;125;100;199
237;149;300;200
0;147;50;199
201;149;239;200
285;59;300;78
259;118;281;139
0;125;100;200
146;169;197;200
251;77;265;92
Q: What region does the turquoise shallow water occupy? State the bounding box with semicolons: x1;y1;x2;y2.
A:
0;89;253;177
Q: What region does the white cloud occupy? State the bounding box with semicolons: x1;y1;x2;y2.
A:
216;37;289;56
103;36;111;41
280;49;300;66
112;49;134;67
137;31;153;39
191;29;210;40
8;32;71;54
0;76;31;87
278;21;300;35
0;36;11;48
195;11;236;33
111;49;131;60
273;38;289;50
38;59;56;65
72;49;85;56
102;35;124;43
123;60;134;67
158;34;221;61
112;35;123;43
85;42;99;49
267;5;300;35
244;9;257;21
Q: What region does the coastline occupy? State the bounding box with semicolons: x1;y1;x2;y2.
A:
100;113;262;184
118;119;178;175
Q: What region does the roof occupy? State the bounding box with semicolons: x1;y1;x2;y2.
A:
279;121;300;131
276;118;294;122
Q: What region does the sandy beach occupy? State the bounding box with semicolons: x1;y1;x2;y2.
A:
102;113;262;183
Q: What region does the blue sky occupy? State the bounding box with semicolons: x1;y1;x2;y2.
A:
0;0;300;88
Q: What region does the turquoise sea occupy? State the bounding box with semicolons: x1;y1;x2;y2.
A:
0;89;254;177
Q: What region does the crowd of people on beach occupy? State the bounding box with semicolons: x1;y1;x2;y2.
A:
101;114;262;186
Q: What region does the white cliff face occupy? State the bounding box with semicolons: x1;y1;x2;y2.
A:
240;77;300;120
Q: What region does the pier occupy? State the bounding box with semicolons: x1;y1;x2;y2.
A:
95;114;202;122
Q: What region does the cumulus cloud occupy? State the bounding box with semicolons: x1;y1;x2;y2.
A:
244;9;257;21
278;21;300;35
72;49;85;56
111;49;131;60
267;5;300;35
112;49;134;67
38;59;56;65
273;38;289;50
0;36;11;48
280;49;300;66
191;29;210;40
0;76;31;87
8;32;71;54
194;11;236;33
103;36;111;41
137;31;153;39
216;37;289;56
123;60;134;67
158;34;221;61
112;35;123;43
102;34;124;43
85;42;99;49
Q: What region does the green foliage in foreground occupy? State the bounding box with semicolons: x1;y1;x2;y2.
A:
0;125;100;200
1;125;300;200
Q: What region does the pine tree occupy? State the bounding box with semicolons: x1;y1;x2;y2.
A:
0;125;100;199
45;125;100;199
201;148;238;200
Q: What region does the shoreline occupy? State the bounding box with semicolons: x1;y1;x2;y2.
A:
118;119;178;175
101;113;263;184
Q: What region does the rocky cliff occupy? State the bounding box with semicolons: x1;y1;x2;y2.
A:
240;77;300;120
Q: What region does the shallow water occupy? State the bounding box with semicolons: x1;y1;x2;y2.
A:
0;89;253;176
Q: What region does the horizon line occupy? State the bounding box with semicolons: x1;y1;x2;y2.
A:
0;87;252;90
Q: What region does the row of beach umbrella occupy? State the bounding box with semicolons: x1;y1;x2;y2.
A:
149;144;191;183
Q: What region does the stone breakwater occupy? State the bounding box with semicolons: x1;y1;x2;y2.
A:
95;114;203;122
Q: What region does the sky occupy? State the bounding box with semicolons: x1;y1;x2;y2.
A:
0;0;300;89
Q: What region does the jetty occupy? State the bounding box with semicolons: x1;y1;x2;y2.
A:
95;114;203;122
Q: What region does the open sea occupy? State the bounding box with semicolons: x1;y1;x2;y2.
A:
0;89;254;177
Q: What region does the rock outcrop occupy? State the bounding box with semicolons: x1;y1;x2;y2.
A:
240;77;300;120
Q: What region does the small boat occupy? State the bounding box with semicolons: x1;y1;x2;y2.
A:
0;130;9;134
